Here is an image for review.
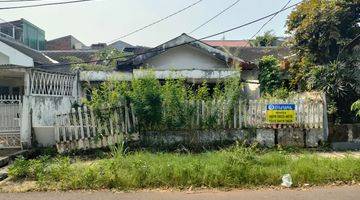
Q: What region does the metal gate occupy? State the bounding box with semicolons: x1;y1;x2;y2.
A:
0;95;22;148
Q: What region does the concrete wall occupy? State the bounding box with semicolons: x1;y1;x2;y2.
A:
136;128;325;150
0;41;33;66
329;124;360;143
145;45;228;70
21;95;76;147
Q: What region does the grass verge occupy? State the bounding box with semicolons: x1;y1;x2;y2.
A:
6;145;360;191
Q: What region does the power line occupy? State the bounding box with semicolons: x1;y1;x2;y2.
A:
0;0;45;2
189;0;241;34
40;2;302;68
107;0;204;44
0;0;98;10
249;0;292;40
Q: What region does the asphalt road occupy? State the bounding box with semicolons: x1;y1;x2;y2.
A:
1;185;360;200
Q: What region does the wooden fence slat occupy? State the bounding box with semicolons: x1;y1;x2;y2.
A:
84;106;91;138
77;107;85;139
71;108;79;140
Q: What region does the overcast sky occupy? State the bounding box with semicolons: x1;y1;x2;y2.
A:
1;0;302;47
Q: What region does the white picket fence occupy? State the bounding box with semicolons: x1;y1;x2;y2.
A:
0;95;22;148
55;102;137;153
55;93;325;152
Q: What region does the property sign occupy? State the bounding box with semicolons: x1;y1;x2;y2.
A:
266;104;296;124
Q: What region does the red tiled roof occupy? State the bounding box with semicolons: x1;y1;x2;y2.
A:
202;40;251;47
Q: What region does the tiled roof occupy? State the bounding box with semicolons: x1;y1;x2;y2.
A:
0;37;55;65
202;40;251;47
42;50;99;63
118;33;255;71
221;46;291;62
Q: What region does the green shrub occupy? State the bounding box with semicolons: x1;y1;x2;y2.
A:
130;73;162;131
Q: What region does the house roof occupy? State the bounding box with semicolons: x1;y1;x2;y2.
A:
109;40;133;50
202;40;251;47
117;33;254;71
0;37;56;65
222;46;291;63
42;49;98;63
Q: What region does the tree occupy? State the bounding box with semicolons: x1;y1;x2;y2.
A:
286;0;360;64
286;0;360;122
96;47;126;67
250;31;278;47
307;62;359;122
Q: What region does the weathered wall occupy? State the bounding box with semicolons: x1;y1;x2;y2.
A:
137;128;324;150
21;95;76;147
145;45;227;70
30;96;75;127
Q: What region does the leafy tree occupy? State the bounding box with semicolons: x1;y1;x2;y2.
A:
250;31;278;47
258;56;284;95
58;56;84;64
96;47;126;67
307;62;359;122
286;0;360;64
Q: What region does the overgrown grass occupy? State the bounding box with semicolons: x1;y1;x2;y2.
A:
7;145;360;190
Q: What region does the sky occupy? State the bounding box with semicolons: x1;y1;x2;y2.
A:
0;0;302;47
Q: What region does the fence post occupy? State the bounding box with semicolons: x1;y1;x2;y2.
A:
77;107;85;139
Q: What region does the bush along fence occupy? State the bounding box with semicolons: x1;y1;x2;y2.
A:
54;92;326;153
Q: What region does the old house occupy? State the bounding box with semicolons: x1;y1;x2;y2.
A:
82;34;260;99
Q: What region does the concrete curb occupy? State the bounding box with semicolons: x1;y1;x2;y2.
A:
0;150;29;168
0;156;10;168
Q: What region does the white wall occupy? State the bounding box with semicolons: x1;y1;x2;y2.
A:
146;45;227;70
0;41;33;67
0;52;9;65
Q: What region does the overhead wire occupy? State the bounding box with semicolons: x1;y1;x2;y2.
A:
189;0;241;34
107;0;204;44
0;0;98;10
248;0;292;40
39;1;302;68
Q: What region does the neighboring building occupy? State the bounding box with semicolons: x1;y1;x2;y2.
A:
0;36;55;67
46;35;88;50
109;40;133;51
0;18;46;51
91;43;107;50
0;36;78;149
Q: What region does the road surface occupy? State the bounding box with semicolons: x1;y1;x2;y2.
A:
1;185;360;200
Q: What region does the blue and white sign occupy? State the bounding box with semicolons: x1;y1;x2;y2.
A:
266;104;296;111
